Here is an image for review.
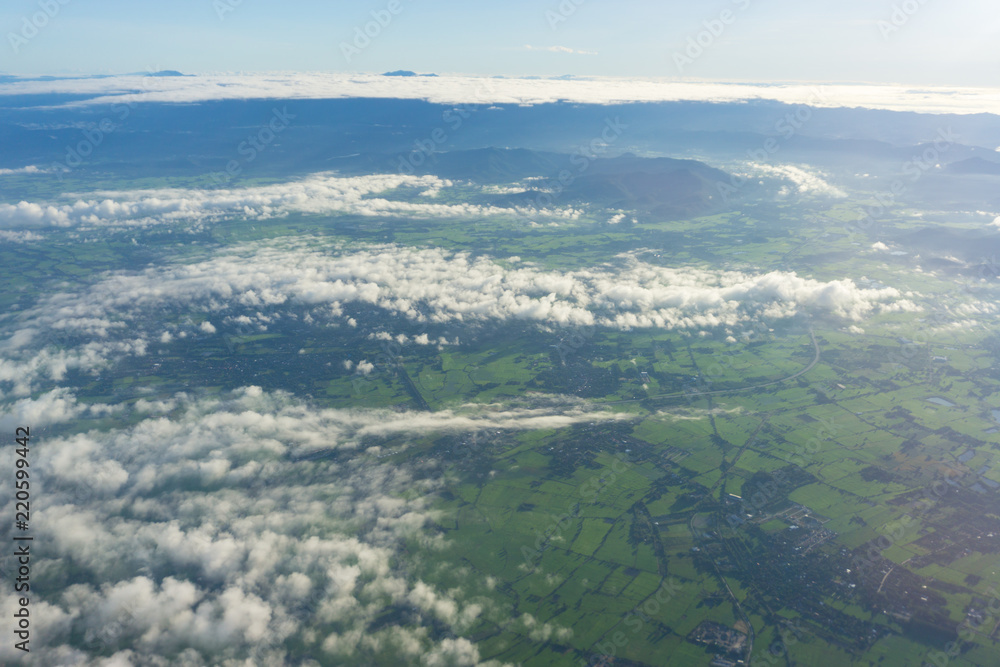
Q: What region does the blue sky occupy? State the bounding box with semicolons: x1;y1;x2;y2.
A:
2;0;998;85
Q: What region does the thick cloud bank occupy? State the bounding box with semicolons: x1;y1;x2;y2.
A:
2;73;999;115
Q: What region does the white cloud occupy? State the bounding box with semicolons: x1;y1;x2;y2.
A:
749;163;847;198
0;165;50;175
0;173;579;230
0;388;610;664
0;388;117;431
0;230;43;243
41;240;915;329
518;613;573;642
3;73;1000;115
0;239;917;397
481;185;529;195
0;337;148;397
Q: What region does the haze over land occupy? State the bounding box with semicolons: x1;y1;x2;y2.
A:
3;14;1000;667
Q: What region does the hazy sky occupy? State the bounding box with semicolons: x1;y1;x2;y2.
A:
2;0;998;86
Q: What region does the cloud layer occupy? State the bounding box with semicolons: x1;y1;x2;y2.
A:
0;174;577;230
0;165;51;175
27;240;914;331
2;73;999;115
1;388;623;665
0;238;918;398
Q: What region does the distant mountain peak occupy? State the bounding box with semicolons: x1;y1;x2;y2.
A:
945;157;1000;175
382;70;437;77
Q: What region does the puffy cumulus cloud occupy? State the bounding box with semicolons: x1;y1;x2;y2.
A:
952;301;998;318
31;239;916;330
0;200;76;227
607;212;634;225
518;613;574;643
0;173;578;230
0;239;916;397
4;73;1000;115
0;230;44;243
0;388;118;431
0;164;51;175
920;300;998;334
0;337;148;397
369;331;452;347
422;637;484;666
928;319;983;333
481;185;529;195
749;163;847;198
1;388;567;665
